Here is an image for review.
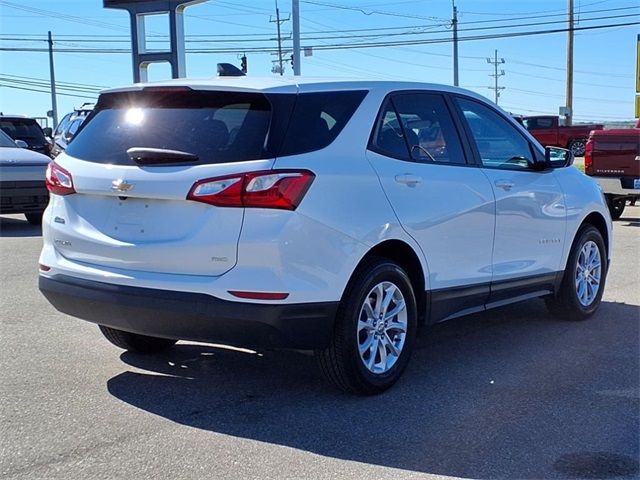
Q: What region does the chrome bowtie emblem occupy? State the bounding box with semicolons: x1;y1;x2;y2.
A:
111;179;134;192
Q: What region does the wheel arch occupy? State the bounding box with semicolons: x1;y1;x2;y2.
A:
347;239;428;324
562;211;611;273
580;211;610;259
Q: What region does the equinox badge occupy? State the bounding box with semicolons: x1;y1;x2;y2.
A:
111;179;134;193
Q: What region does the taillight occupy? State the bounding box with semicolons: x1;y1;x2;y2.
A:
584;139;593;175
46;162;76;195
187;170;315;210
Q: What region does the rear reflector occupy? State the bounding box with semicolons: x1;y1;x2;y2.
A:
188;169;315;210
39;264;51;272
228;291;289;300
46;162;75;196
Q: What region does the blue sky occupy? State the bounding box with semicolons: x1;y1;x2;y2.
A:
0;0;637;124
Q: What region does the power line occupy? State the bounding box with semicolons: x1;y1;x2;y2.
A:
0;5;635;47
300;0;450;21
0;0;130;32
507;86;630;104
3;9;635;44
301;20;640;51
457;5;638;25
0;82;97;100
508;70;628;89
0;73;107;90
0;77;102;94
507;58;632;78
460;0;613;17
1;20;636;55
501;102;634;120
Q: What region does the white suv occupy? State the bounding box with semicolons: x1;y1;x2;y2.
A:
39;78;612;394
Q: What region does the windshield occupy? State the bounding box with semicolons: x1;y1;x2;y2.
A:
0;130;17;147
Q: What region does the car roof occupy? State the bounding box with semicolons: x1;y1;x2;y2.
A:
0;115;37;121
102;76;488;99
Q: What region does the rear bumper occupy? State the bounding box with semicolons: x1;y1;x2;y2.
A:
0;181;49;214
39;274;338;350
592;176;640;197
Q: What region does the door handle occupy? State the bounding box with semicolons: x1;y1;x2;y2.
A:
395;174;422;186
494;179;515;191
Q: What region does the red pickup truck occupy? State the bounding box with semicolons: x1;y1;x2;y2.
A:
585;124;640;220
521;115;604;157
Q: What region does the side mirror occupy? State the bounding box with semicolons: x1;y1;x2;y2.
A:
14;139;28;148
43;127;53;137
545;146;573;168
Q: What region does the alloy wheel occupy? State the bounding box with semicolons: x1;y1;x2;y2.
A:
357;281;408;374
575;240;601;307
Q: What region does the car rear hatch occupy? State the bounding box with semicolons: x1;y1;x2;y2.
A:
590;129;640;178
50;87;290;276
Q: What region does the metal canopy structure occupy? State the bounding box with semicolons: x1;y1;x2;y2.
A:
104;0;207;83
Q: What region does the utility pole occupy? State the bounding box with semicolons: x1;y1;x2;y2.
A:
292;0;301;75
452;0;458;86
47;31;58;130
565;0;574;126
487;49;505;104
270;4;290;76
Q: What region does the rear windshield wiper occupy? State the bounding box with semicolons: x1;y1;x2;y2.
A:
127;147;199;165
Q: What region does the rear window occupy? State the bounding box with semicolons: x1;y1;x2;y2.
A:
66;90;275;166
0;119;46;143
65;89;367;165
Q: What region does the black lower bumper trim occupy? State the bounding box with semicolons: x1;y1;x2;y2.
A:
0;181;49;214
39;275;338;350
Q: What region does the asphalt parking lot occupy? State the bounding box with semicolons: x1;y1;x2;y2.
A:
1;208;638;480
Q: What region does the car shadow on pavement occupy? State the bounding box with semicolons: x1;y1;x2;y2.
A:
107;299;640;479
0;216;42;237
618;217;639;228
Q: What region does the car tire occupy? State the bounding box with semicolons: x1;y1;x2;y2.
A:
316;257;418;395
98;325;177;353
24;212;43;225
606;196;625;220
545;225;607;320
568;139;586;157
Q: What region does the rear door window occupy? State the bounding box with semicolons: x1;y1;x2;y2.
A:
66;90;276;166
370;99;411;160
391;93;466;164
